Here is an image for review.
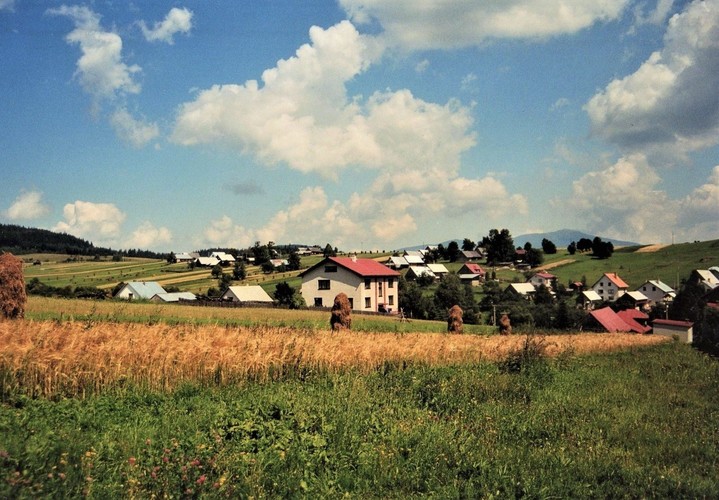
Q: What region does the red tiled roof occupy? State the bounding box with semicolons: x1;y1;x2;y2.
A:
535;272;556;279
653;319;694;328
310;256;400;278
463;263;485;274
604;273;629;289
589;307;634;333
617;309;651;333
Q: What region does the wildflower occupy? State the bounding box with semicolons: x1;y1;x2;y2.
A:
128;457;137;466
197;475;207;485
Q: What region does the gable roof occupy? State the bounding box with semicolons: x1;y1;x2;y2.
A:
151;292;196;303
582;290;602;302
506;283;536;295
588;307;634;333
460;250;482;259
595;272;629;289
427;263;449;274
407;265;436;279
300;257;400;278
119;281;166;299
222;286;273;303
617;309;651;333
460;263;485;275
639;279;675;294
533;272;556;279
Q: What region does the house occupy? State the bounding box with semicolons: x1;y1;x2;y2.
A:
196;256;220;267
504;283;536;299
457;250;482;262
300;256;400;312
406;265;436;282
151;292;197;303
615;290;650;311
580;290;602;310
174;252;196;263
457;263;486;286
115;281;167;300
210;252;236;265
653;319;693;343
221;285;274;304
269;258;289;269
591;273;629;302
635;280;676;305
403;250;425;266
616;309;651;333
528;271;557;291
585;306;647;333
385;256;409;270
690;269;719;291
426;263;449;279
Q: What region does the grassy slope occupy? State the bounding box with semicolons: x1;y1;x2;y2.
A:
1;343;717;497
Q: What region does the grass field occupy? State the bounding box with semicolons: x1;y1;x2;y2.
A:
1;310;717;497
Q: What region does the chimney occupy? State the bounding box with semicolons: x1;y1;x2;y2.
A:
351;254;357;262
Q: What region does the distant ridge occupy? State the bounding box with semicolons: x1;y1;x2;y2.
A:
401;229;640;251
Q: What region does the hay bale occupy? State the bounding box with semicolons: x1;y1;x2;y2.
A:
447;304;463;334
0;253;26;319
499;313;512;335
330;292;352;331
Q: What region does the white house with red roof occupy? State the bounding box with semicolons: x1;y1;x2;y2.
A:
458;262;486;286
591;272;629;302
299;256;400;313
528;271;557;291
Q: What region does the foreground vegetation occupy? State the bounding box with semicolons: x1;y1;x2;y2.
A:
1;334;717;497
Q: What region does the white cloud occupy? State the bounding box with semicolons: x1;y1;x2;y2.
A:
415;58;429;73
4;190;51;220
201;215;255;249
633;0;676;27
140;7;193;44
586;0;719;158
48;5;141;102
109;108;159;148
172;22;475;178
340;0;630;49
563;154;679;242
680;165;719;224
53;200;126;245
125;221;172;249
0;0;15;12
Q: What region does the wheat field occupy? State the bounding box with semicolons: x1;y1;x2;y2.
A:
0;318;668;397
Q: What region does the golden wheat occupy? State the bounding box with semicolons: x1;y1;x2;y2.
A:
0;319;668;397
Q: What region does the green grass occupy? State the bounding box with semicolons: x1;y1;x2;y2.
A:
2;343;717;497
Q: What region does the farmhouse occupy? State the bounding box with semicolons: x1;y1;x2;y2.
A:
406;265;436;282
457;250;482;262
221;285;274;305
210;252;236;265
690;269;719;290
150;292;197;303
585;306;648;333
426;263;449;279
615;290;650;311
384;256;409;270
580;290;602;310
528;271;557;291
300;256;400;312
591;273;629;302
403;251;425;266
636;280;676;305
653;319;693;343
114;281;166;300
504;283;536;299
458;262;486;286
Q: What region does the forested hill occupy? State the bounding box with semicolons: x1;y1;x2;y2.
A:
0;223;111;256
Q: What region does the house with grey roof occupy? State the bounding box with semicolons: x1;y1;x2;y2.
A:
221;285;274;304
114;281;167;300
635;280;676;305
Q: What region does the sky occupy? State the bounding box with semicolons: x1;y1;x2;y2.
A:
1;0;719;252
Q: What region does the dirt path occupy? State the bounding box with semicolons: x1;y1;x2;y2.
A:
635;244;669;253
541;258;576;270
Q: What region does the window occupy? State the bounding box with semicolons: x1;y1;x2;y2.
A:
378;281;383;297
364;278;371;289
388;278;394;289
388;295;394;306
314;298;323;307
318;279;330;290
324;265;338;273
348;298;354;309
365;297;371;308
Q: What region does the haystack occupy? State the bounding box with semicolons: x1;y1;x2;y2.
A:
499;313;512;335
447;304;463;333
330;292;352;331
0;253;26;319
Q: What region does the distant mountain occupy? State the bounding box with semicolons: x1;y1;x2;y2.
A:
513;229;640;249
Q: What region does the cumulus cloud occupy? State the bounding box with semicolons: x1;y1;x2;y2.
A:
53;200;126;245
586;0;719;158
340;0;630;49
125;221;172;249
172;22;475;179
140;7;193;44
4;190;51;220
563;154;679;242
48;5;141;103
201;215;255;249
109;108;159;148
680;165;719;224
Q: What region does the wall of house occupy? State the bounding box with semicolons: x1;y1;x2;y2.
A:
654;324;693;343
300;266;397;312
592;280;625;302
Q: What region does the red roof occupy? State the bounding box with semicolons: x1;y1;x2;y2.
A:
653;319;694;328
301;256;399;278
589;307;635;333
535;272;556;279
617;309;651;333
463;263;485;275
604;273;629;289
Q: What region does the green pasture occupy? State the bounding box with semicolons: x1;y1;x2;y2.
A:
2;342;717;498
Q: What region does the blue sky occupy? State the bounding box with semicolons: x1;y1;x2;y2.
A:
2;0;718;252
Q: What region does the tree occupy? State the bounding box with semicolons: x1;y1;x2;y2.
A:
252;242;270;265
482;229;515;264
577;238;593;253
398;276;432;320
211;263;223;279
261;261;275;274
274;281;305;309
541;238;557;254
287;250;301;271
166;251;176;263
446;241;460;262
462;238;475;251
437;243;447;261
591;237;614;259
525;247;544;268
567;241;577;255
232;261;246;281
433;273;478;323
323;243;336;258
